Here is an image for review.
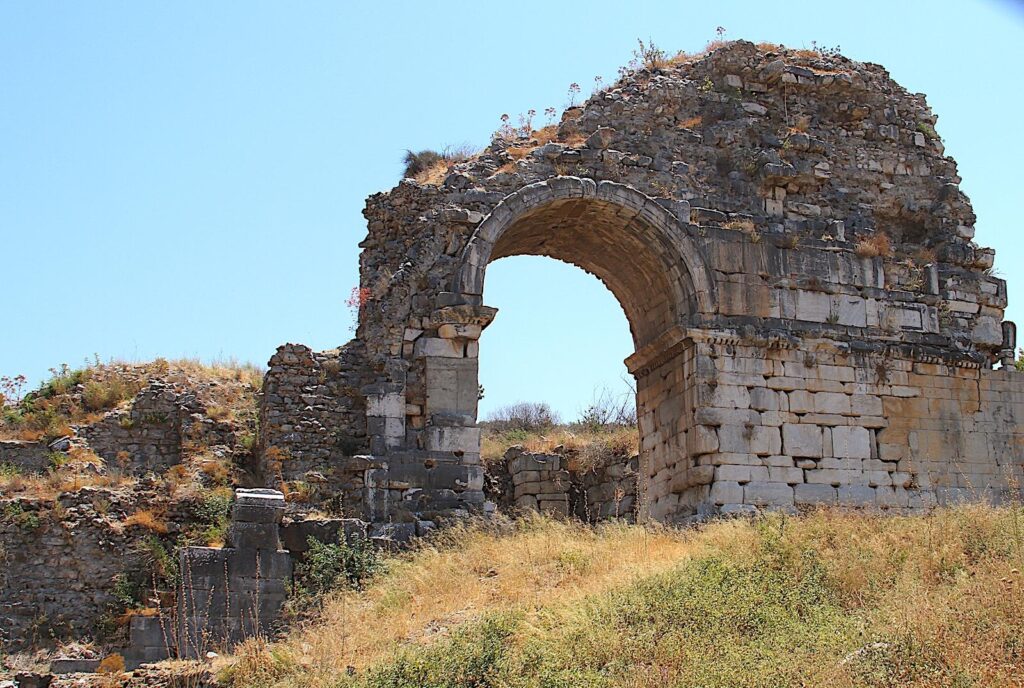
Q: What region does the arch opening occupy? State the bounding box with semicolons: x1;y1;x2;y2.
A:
454;178;714;351
437;179;712;521
477;254;637;423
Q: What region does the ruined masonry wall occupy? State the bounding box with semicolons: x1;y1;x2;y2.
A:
256;40;1023;523
501;447;640;522
0;493;149;648
0;440;51;472
259;343;371;489
647;340;1024;520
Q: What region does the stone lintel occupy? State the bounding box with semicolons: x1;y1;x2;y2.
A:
432;304;499;329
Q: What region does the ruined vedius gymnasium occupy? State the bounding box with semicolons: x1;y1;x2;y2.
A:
259;40;1024;522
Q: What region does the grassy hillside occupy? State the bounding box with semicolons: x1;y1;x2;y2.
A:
221;505;1024;688
1;358;262;444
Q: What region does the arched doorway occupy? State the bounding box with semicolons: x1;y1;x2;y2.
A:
431;177;715;520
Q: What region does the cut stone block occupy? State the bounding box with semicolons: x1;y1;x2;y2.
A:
831;426;871;459
795;483;837;505
743;482;794;507
709;480;743;505
782;424;823;458
838;485;876;506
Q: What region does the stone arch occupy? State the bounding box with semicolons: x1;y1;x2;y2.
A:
452;177;715;348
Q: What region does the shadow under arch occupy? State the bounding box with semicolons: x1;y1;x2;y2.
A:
452;177;715;349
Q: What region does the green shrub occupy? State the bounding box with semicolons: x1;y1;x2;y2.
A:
296;534;384;598
110;572;141;611
402;150;443;179
917;121;941;142
139;535;179;588
82;378;132;412
47;452;70;469
2;502;41;530
34;365;85;399
357;614;519;688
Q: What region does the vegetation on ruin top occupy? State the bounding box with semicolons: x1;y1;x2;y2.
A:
0;358;258;524
404;35;852;187
480;399;638;471
0;358;263;443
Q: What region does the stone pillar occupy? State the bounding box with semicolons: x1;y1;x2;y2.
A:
177;489;291;657
999;321;1017;369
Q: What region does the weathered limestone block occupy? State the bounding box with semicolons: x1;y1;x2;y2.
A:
831;426;872;459
782;424;823;458
743;482;794;507
795;483;837;506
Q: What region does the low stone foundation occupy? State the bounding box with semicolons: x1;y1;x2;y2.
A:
507;449;570;516
497;446;640;522
573;454;640;522
0;440;51;473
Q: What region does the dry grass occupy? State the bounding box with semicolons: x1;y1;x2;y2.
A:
855;232;893;259
678;115;702;129
412;146;477;186
702;39;729;54
723;218;757;232
913;247;937;265
792;48;820;59
788;115;811;134
231;515;707;681
122;509;170;534
414;159;451;185
0;358;263;442
666;50;693;66
481;425;638;471
501;126;587;170
492;161;519;176
220;505;1024;688
0;445;128;499
0;467;133;500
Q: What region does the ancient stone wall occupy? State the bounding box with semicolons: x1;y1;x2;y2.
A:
506;449;570;516
0;440;51;473
80;380;237;475
647;337;1024;519
81;382;186;473
497;446;639;522
0;490;151;649
573;454;640;522
258;343;371;492
258;40;1022;524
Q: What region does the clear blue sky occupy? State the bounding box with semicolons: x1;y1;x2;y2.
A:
2;1;1023;421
